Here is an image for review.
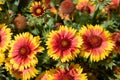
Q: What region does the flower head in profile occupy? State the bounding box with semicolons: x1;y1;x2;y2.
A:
8;32;44;70
50;64;88;80
30;1;45;17
58;0;75;20
46;26;83;62
5;60;38;80
111;31;120;54
0;24;12;51
78;25;114;62
76;0;95;14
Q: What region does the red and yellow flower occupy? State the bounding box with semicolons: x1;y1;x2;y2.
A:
8;32;44;70
46;25;83;62
5;60;38;80
30;1;45;17
111;31;120;54
105;0;120;16
78;25;114;62
0;24;12;51
76;0;95;14
50;64;88;80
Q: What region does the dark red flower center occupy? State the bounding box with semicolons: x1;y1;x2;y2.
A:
81;4;91;14
59;38;71;51
84;35;102;48
19;46;31;55
33;5;44;16
60;71;74;80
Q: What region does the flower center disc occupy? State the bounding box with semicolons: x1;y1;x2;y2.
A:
59;39;71;51
19;46;30;55
36;8;41;14
61;40;68;47
88;35;102;48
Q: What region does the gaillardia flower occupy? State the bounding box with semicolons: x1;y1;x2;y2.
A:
46;25;83;62
8;32;44;70
5;60;38;80
51;64;88;80
0;24;12;51
76;0;95;14
58;0;75;20
78;25;114;62
111;31;120;54
30;1;45;17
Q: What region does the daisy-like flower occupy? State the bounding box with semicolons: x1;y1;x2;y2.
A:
76;0;95;14
5;60;38;80
51;64;87;80
0;24;12;51
78;25;114;62
46;25;83;62
58;0;75;20
111;31;120;54
8;32;44;70
30;1;45;17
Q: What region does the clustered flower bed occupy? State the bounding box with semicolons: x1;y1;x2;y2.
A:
0;0;120;80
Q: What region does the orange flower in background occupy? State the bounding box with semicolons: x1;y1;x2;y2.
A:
106;0;120;10
58;0;75;20
0;24;12;51
8;32;44;70
5;60;38;80
111;31;120;54
51;64;88;80
14;14;27;30
105;0;120;15
30;1;45;17
50;7;57;15
46;26;83;62
78;25;114;62
76;0;95;14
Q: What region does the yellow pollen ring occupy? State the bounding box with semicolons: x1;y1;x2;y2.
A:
36;9;41;14
20;48;26;54
61;40;68;47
